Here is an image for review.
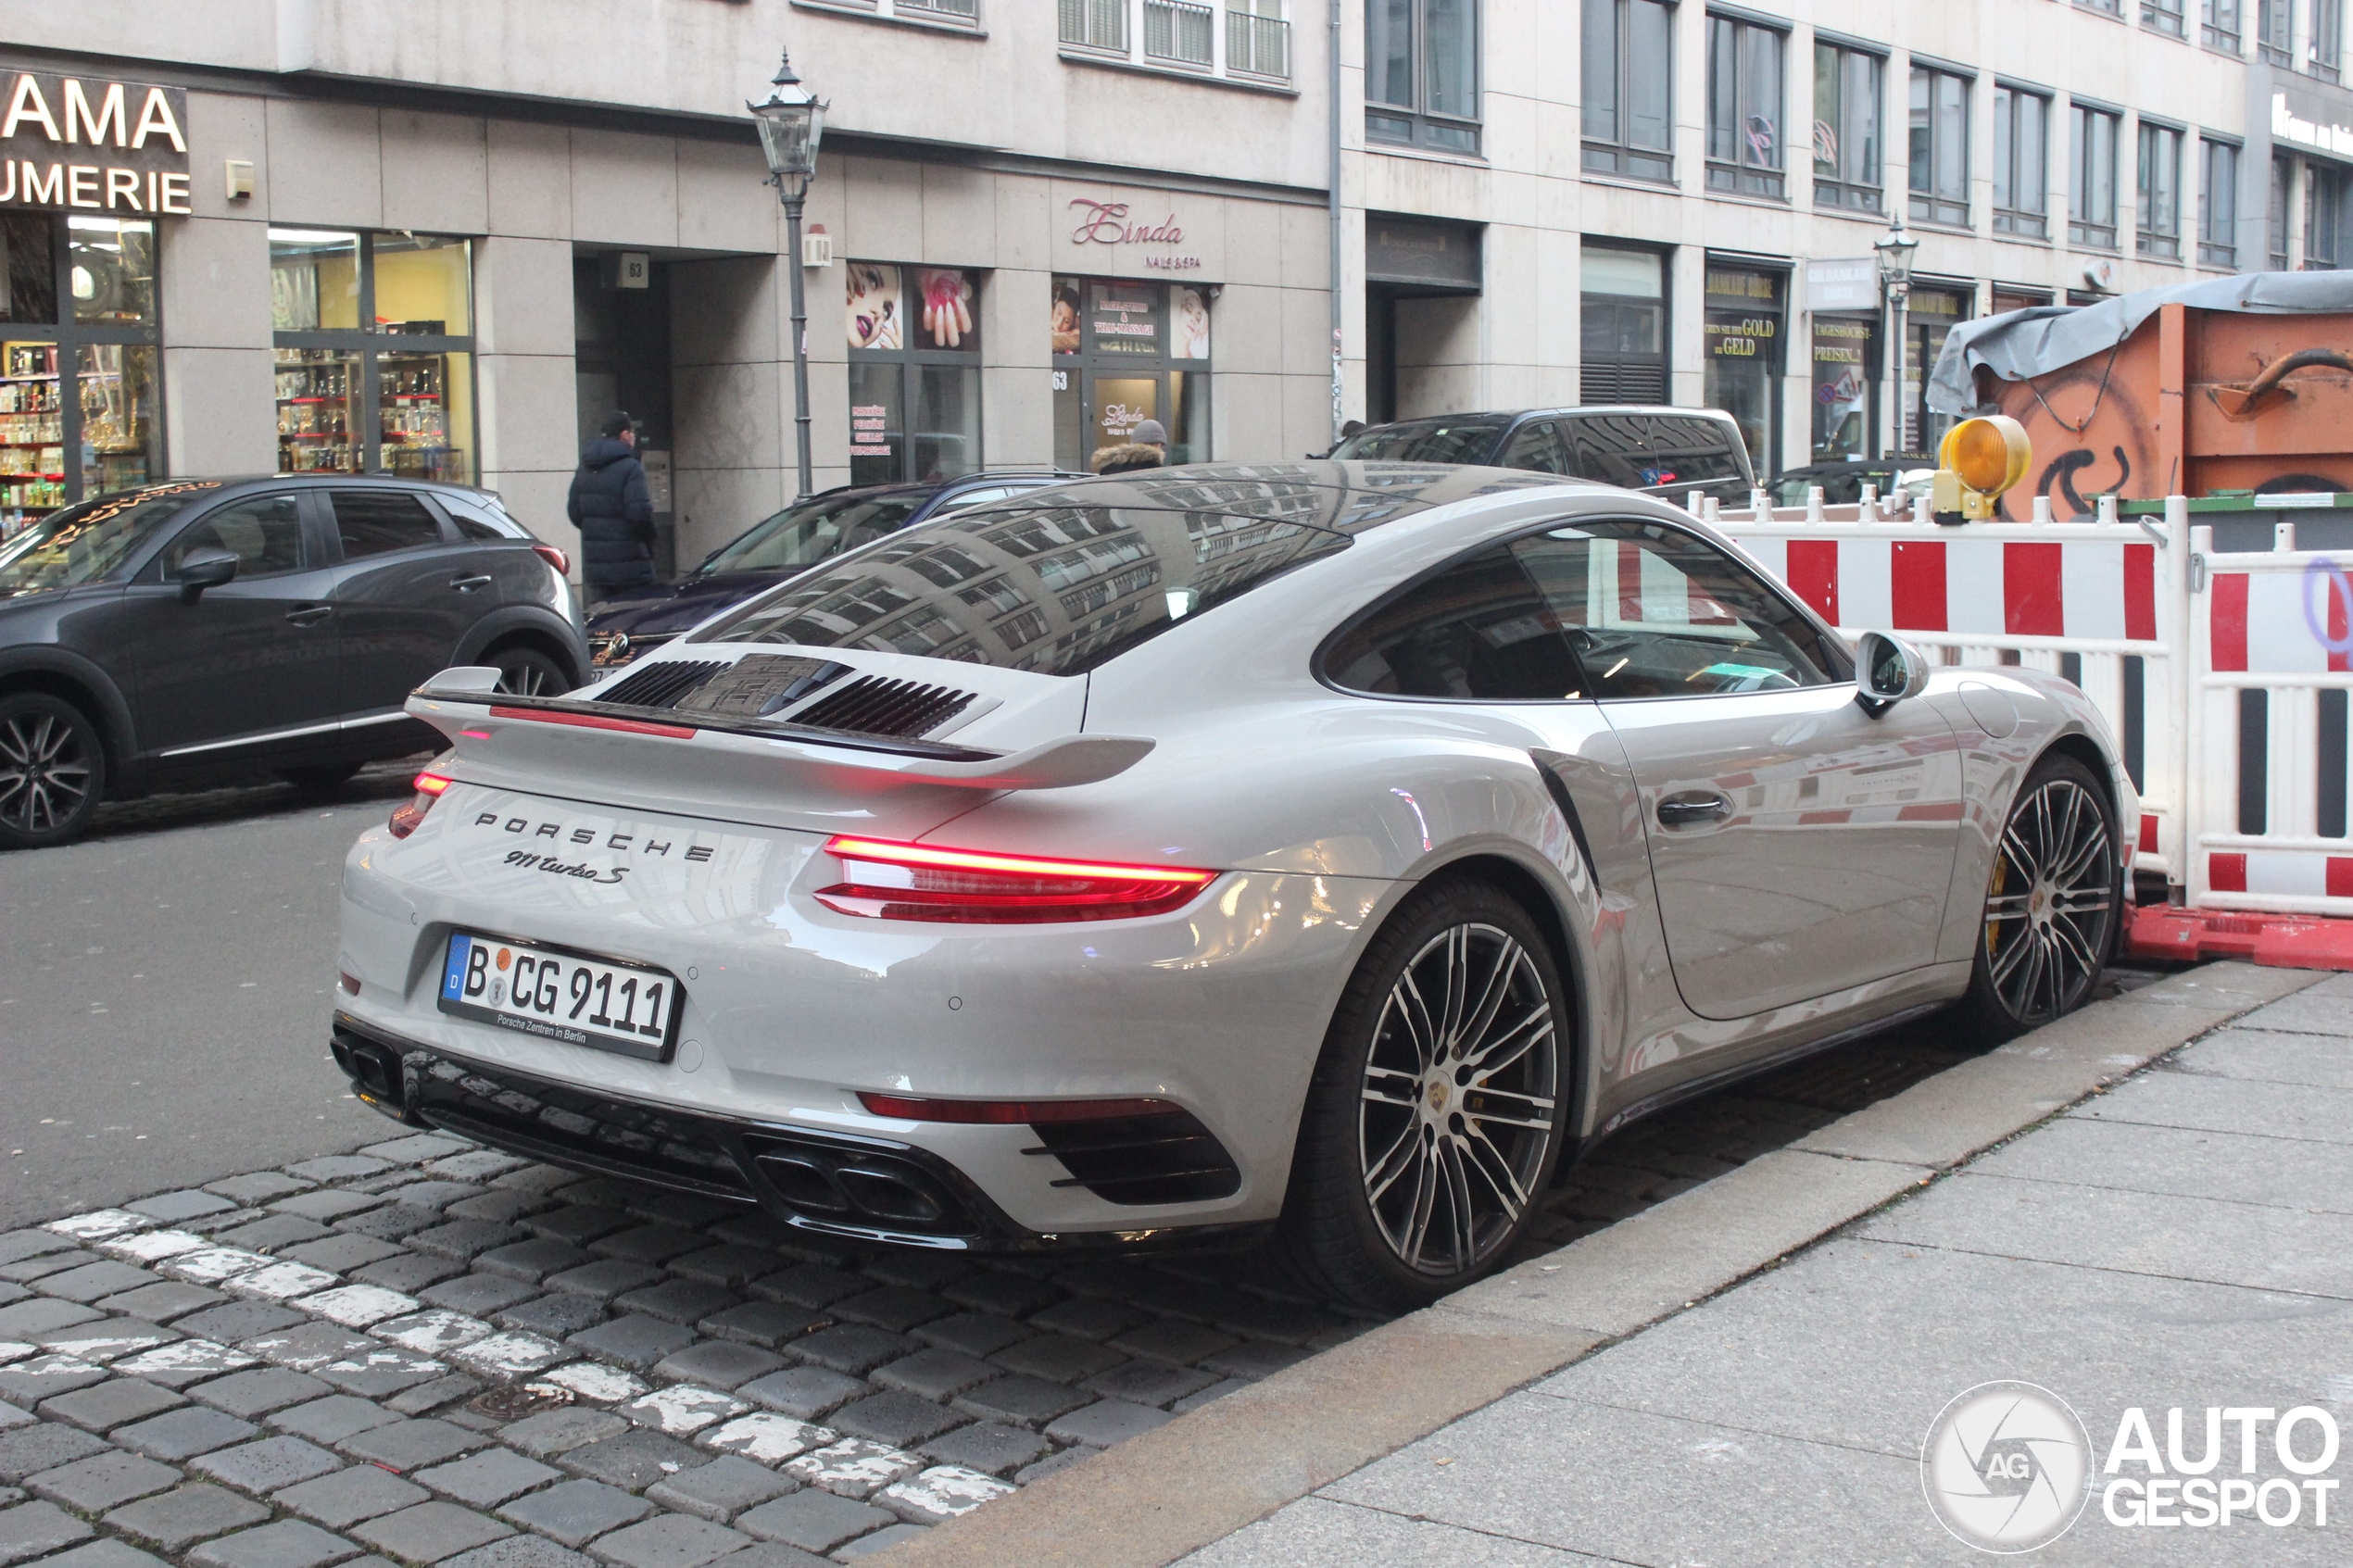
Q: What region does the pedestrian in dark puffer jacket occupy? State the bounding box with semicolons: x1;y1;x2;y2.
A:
1090;418;1168;475
569;410;655;597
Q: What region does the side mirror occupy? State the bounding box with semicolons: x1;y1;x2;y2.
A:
176;547;240;602
1855;630;1931;716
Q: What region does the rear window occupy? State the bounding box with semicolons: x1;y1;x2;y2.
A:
696;501;1351;676
1330;418;1510;464
702;491;925;575
1641;417;1747;484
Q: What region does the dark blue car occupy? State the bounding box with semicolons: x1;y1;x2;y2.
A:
585;471;1070;670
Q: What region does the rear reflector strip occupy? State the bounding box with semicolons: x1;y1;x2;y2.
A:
488;706;697;740
815;834;1217;924
858;1092;1180;1124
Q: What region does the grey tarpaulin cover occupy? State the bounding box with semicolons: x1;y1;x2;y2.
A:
1925;270;2353;415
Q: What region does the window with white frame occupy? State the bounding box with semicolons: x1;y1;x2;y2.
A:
1057;0;1294;80
1227;1;1290;77
1367;0;1480;153
2199;136;2240;267
1994;83;2050;237
2137;119;2184;257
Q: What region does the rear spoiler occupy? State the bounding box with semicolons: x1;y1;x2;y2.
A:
409;667;1151;791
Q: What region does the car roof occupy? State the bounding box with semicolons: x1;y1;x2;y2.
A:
1363;406;1739;426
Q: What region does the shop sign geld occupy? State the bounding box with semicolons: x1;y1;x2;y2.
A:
1;71;191;216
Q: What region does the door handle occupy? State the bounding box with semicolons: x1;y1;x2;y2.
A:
1656;790;1733;826
284;605;333;627
449;574;494;592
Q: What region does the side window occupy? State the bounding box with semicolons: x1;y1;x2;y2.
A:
1497;420;1572;476
928;486;1015;516
1323;545;1588;701
449;513;503;542
1643;417;1747;484
331;490;447;559
1567;414;1651;488
1511;520;1851;698
162;495;308;579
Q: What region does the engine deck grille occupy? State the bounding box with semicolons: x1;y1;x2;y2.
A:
595;659;731;709
791;675;976;737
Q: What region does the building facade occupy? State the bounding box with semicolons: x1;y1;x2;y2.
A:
0;1;2344;570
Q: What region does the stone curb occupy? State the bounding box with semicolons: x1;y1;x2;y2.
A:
870;960;2328;1568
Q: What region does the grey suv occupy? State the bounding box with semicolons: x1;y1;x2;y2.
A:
1329;407;1755;504
0;475;587;848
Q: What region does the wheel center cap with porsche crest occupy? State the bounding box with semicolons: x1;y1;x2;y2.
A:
1427;1080;1450;1111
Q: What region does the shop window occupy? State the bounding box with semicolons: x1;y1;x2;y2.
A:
1367;0;1481;155
1579;245;1667;405
270;230;474;483
2070;104;2122;249
2138;120;2185;258
1906;286;1972;457
1993;85;2050;238
0;212;161;531
1051;275;1211;470
1812;42;1883;212
1907;65;1971;227
1705;14;1786;200
844;262;983;486
2199;137;2241;267
1702;265;1782;478
2145;0;2187;35
2205;0;2242;49
1582;0;1671;182
1811;314;1877;463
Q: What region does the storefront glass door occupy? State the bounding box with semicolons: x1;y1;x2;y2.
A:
1052;277;1213;470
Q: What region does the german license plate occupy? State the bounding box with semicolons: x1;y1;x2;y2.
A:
436;931;680;1061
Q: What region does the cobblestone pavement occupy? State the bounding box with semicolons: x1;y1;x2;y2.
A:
0;975;2160;1567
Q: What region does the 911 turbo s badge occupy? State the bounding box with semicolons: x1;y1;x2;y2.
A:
501;848;628;884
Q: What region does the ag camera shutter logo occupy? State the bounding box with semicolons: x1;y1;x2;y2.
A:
1921;1382;2093;1552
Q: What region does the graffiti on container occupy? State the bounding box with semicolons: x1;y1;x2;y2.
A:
1992;366;2158;518
2035;446;2134;519
2307;558;2353;657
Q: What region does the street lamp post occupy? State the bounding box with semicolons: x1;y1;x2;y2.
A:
1874;213;1919;458
749;50;828;503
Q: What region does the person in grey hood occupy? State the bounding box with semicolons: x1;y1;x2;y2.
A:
569;410;656;596
1091;417;1168;475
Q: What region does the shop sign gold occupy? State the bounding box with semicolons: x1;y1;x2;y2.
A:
1;70;192;216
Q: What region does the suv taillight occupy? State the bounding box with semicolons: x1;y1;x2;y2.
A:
532;543;570;575
815;835;1216;923
389;772;452;839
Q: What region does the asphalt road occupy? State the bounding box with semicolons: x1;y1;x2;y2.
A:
0;767;419;1227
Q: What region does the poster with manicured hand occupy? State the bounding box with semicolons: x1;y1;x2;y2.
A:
917;268;975;349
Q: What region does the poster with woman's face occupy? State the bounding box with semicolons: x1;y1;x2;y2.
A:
846;263;901;351
1051;279;1081;356
1174;285;1211;360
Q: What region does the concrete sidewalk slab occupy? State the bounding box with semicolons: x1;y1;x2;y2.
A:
2174;1027;2353;1088
1967;1116;2353;1213
1183;1497;1606;1568
1856;1170;2353;1298
1526;1238;2350;1461
2070;1071;2353;1145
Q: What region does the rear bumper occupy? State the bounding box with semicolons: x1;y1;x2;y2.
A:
331;1012;1273;1256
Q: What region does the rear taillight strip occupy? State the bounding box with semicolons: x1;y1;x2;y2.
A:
815;834;1216;924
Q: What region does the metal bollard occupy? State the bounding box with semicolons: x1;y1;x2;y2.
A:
1806;485;1825;524
2032;495;2054;523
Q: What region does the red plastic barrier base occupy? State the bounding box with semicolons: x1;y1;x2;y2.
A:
2127;905;2353;971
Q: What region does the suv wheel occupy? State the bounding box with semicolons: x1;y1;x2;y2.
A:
491;646;569;697
0;692;105;850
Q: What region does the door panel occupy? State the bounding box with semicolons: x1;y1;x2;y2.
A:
1604;688;1962;1017
328;488;477;716
123;492;342;756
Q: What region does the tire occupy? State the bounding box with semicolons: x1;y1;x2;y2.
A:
1279;877;1572;1311
0;691;106;850
490;646;570;697
277;762;364;792
1953;753;2120;1042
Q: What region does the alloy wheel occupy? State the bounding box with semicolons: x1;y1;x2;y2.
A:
0;709;94;836
497;660;551;696
1358;922;1559;1277
1982;777;2116;1026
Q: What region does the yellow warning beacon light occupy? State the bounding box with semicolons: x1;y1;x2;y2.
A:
1931;415;2032;522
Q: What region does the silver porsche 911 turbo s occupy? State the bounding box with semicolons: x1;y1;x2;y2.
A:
333;461;2135;1309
